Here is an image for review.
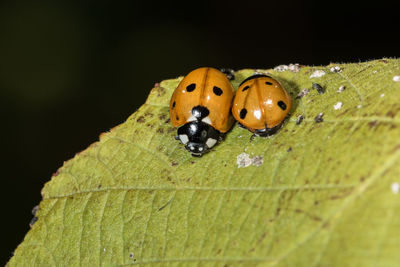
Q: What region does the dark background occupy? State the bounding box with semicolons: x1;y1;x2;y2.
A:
1;0;398;264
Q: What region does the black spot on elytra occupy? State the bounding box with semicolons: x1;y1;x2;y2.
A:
186;83;196;92
240;109;247;119
242;85;250;92
265;81;273;85
213;86;223;96
176;115;179;120
278;101;287;110
192;105;210;119
172;101;176;108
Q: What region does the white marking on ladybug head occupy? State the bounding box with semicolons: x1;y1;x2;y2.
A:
179;134;189;145
202;116;212;125
206;138;217;148
198;147;203;152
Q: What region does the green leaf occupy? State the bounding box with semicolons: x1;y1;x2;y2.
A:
8;59;400;267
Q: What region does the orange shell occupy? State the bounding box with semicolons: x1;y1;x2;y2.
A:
232;75;291;132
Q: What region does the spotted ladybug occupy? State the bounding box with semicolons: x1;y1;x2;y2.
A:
232;74;291;136
169;67;235;156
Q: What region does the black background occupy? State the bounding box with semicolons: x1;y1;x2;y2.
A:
1;0;399;264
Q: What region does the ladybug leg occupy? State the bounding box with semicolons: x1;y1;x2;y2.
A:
218;133;225;142
175;135;180;140
255;124;282;137
249;134;257;142
220;68;235;81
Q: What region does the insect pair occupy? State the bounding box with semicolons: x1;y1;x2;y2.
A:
169;67;292;157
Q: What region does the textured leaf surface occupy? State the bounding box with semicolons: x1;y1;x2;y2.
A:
9;59;400;267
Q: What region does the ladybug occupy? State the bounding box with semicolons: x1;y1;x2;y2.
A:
169;67;235;157
232;74;291;136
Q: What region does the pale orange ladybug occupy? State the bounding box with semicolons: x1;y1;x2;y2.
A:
169;67;235;156
232;74;291;136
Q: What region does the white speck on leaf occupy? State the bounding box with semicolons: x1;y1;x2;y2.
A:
337;86;346;92
330;66;342;73
237;153;252;168
274;65;288;72
393;76;400;82
380;93;385;98
288;63;301;72
237;153;264;168
310;70;326;78
252;156;264;166
297;89;310;98
274;63;300;73
254;69;270;75
333;102;343;110
357;104;362;109
391;182;399;194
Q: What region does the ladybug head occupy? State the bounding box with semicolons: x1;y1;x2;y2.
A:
186;142;207;157
177;121;220;157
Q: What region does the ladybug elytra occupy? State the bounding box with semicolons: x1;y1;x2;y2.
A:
169;67;235;156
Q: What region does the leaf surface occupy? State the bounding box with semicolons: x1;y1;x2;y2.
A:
8;59;400;267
